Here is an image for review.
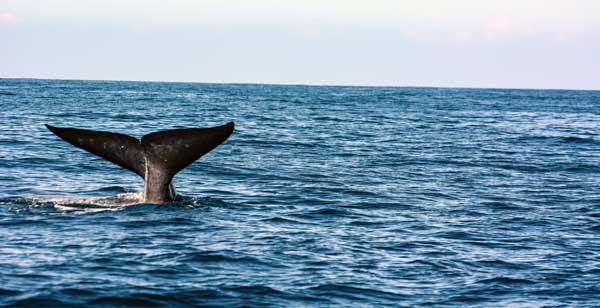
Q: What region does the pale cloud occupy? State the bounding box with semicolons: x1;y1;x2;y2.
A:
4;0;600;30
0;12;16;25
556;31;577;43
482;15;538;42
449;31;472;44
484;16;515;39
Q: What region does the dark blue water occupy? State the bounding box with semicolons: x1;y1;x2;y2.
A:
1;78;599;307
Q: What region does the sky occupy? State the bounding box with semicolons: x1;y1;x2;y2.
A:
1;0;599;89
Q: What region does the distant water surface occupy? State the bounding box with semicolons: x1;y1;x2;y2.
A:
1;78;599;307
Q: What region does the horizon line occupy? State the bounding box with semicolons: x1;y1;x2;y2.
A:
1;76;598;92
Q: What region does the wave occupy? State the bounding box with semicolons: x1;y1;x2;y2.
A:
518;135;599;145
476;276;535;285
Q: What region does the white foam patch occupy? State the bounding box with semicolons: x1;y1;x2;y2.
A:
32;192;143;214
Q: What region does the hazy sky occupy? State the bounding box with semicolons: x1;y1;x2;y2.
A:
1;0;599;89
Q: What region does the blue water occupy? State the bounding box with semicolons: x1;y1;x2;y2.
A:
1;78;599;307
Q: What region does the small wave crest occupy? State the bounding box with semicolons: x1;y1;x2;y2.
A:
519;134;599;145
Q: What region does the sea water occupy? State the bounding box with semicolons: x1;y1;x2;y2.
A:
0;78;599;307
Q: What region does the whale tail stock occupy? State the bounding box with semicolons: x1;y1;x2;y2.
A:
45;122;235;203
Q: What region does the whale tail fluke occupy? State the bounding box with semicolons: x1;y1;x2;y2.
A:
45;122;235;203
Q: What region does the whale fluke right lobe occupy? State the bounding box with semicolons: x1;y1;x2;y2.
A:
141;122;234;176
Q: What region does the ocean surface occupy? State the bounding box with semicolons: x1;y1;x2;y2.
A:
0;78;599;307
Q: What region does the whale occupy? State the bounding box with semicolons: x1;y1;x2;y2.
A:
46;122;234;203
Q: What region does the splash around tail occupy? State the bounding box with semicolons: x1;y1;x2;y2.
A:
46;122;235;204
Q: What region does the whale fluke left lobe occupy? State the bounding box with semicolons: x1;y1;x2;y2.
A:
45;124;146;177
